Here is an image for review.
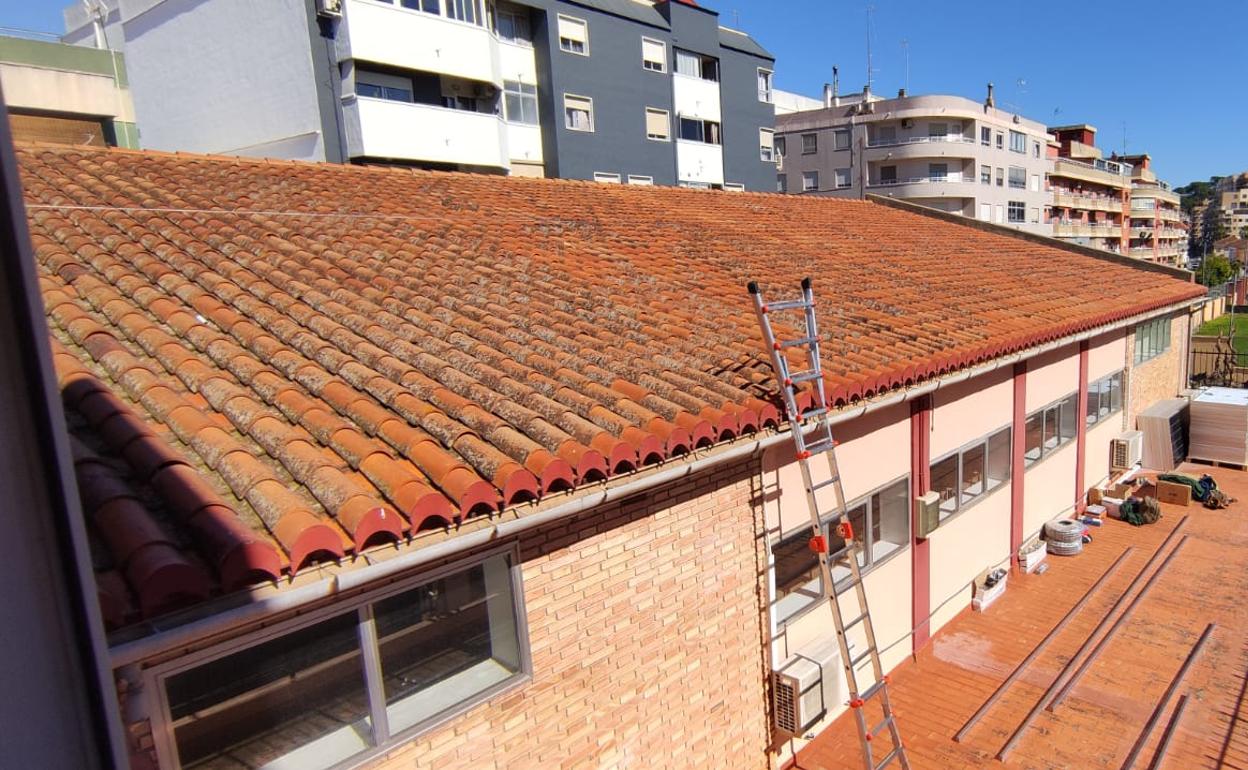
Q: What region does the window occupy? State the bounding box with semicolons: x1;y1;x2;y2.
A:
356;70;413;102
801;133;817;154
645;107;670;141
445;0;480;24
1024;394;1078;467
929;426;1011;521
880;165;897;184
641;37;665;72
834;129;850;150
675;49;718;81
627;174;654;185
929;163;948;181
928;122;948;138
389;0;446;17
1030;207;1040;223
593;172;621;183
876;125;896;144
563;94;593;131
980;126;992;146
441;94;478;112
834;168;851;189
995;204;1004;223
1030;174;1040;192
771;477;910;626
979;202;991;221
980;164;991;185
158;552;524;770
724;182;745;192
802;171;818;192
1008;166;1026;189
1008;201;1025;223
759;128;775;161
1009;130;1026;153
996;167;1004;187
757;68;773;102
496;7;531;44
775;136;786;156
558;15;588;54
503;81;538;125
1087;371;1124;426
1033;141;1041;158
995;131;1004;149
776;174;786;192
678;117;720;144
1134;317;1171;363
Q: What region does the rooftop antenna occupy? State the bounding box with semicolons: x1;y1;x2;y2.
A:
900;39;910;94
81;0;107;49
731;9;740;28
865;3;875;94
1121;121;1128;155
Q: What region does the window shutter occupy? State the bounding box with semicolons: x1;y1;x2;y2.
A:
646;109;669;139
558;16;586;44
642;38;665;68
759;129;774;152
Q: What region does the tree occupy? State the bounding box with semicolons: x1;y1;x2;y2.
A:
1199;253;1235;286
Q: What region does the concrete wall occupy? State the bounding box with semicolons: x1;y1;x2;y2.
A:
717;39;775;191
120;0;327;160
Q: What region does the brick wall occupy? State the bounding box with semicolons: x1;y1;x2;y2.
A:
365;458;773;770
1127;312;1189;423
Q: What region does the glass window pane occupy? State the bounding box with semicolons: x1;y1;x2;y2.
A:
375;554;521;735
1110;372;1123;413
166;613;370;770
930;454;959;519
772;529;821;624
1024;413;1043;465
1043;406;1060;450
1087;378;1103;425
873;479;909;561
828;503;868;567
986;427;1011;489
1059;394;1078;444
961;443;986;505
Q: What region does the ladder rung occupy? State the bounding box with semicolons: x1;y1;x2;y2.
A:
871;716;894;737
851;647;876;669
873;747;902;770
779;336;816;349
809;475;840;492
789;369;822;383
859;679;888;702
801;406;829;419
804;438;835;456
767;298;812;312
843;611;868;630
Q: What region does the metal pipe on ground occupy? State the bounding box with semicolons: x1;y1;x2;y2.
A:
1048;529;1195;711
1145;692;1191;770
1123;625;1214;770
953;547;1135;742
995;526;1190;761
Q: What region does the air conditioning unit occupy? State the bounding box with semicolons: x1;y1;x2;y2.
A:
316;0;343;18
901;118;913;129
1111;430;1144;470
772;636;844;737
915;490;940;539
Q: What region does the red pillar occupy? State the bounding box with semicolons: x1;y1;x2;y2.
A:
1075;342;1090;512
1010;362;1026;567
910;395;932;651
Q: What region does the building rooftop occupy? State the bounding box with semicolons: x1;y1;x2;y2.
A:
799;462;1248;769
18;144;1204;630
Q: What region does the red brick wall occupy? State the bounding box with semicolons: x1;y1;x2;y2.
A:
364;459;773;769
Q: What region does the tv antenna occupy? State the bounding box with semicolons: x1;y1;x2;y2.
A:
901;39;910;92
865;3;877;92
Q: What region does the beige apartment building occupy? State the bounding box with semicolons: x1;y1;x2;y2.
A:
1116;153;1187;266
774;86;1052;235
1216;173;1248;237
1047;124;1131;254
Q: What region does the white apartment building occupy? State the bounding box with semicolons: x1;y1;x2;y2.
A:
774;85;1052;236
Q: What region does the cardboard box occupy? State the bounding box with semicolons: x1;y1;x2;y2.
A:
1156;480;1192;506
1088;487;1104;506
1108;483;1133;498
1100;496;1125;517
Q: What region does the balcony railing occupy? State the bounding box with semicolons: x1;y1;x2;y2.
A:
867;174;977;187
1052;191;1122;211
866;135;977;148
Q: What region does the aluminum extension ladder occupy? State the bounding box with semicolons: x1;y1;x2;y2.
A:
748;277;910;770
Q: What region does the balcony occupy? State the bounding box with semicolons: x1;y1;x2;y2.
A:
675;140;724;186
342;0;501;87
865;174;978;198
1052;221;1122;239
864;135;977;161
1053;191;1122;212
1053;158;1130;189
342;96;507;168
673;74;721;123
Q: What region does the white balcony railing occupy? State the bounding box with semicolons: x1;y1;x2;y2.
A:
866;135;977;148
867;174;978;187
343;0;501;86
343;96;507;168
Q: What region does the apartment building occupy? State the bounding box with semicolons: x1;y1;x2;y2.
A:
774;85;1051;235
61;0;776;189
0;32;136;148
1114;153;1187;266
1047;124;1132;254
1216;173;1248;237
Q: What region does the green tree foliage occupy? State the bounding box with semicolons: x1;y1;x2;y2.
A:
1199;253;1236;286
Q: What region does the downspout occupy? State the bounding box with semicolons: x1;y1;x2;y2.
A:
108;297;1202;668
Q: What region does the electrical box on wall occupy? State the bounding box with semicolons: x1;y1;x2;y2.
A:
915;490;940;539
316;0;343;18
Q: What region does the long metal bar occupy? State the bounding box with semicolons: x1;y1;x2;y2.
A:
1123;625;1214;770
953;546;1134;742
996;531;1190;761
1144;692;1190;770
1048;528;1195;711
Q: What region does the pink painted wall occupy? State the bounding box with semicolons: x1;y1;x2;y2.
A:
1025;343;1080;412
930;366;1013;459
1022;442;1078;538
1087;329;1127;382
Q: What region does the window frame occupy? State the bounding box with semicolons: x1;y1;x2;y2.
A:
645;107;671;142
557;14;589;55
776;174;786;192
802;170;818;192
627;174;654;185
1134;317;1171;364
495;7;532;45
834;167;851;189
759;127;775;161
757;67;773;103
593;172;621;183
801;132;817;155
1009;130;1026;153
833;129;850;151
144;544;530;770
1008;166;1026;190
1024;392;1079;468
1007;201;1026;223
980;126;992;146
641;36;666;72
563;93;594;132
502;80;538;125
928;425;1012;524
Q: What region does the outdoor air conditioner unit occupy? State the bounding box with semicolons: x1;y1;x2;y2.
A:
1111;430;1144;470
915;490;940;539
316;0;343;18
772;636;846;737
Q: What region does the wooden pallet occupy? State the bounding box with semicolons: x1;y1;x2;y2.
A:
1187;456;1248;472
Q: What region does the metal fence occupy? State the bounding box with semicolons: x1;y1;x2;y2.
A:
1189;350;1248;389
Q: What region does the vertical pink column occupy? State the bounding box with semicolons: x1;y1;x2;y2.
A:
1075;342;1090;512
1010;361;1026;567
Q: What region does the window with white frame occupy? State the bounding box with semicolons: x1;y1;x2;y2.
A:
355;70;414;102
928;122;948;138
1030;207;1040;223
645;107;670;141
674;48;718;81
1030;174;1040;192
776;174;786;192
1007;201;1026;223
801;133;817;154
834;168;851;188
802;171;818;192
503;81;538;125
1134;317;1171;363
775;136;786;156
1009;130;1026;153
627;174;654;185
724;182;745;192
641;37;665;71
757;68;773;102
995;167;1004;187
929;426;1011;521
1086;371;1124;426
563;94;593;131
771;476;910;626
995;131;1004;149
1033;140;1041;158
557;14;588;54
980;164;991;185
1024;393;1078;467
759;128;775;161
496;5;531;44
834;129;850;150
678;116;721;144
593;172;621;183
1008;166;1026;189
155;551;525;770
980;126;991;145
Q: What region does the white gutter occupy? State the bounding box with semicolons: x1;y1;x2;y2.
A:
108;296;1199;668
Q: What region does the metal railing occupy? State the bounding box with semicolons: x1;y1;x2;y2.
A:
1190;351;1248;389
866;135;977;148
867;174;976;187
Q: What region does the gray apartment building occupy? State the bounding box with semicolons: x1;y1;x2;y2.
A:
775;86;1052;235
62;0;776;190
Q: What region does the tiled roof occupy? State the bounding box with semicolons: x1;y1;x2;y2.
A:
19;144;1204;628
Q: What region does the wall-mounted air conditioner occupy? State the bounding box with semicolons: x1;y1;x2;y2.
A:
772;636;844;737
317;0;343;18
915;490;939;539
1111;430;1143;470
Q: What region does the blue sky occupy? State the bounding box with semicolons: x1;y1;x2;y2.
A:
3;0;1243;184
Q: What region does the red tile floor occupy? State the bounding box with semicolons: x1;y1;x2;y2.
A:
795;462;1248;770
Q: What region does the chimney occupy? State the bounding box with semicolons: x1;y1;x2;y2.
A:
898;87;907;98
832;66;840;106
823;83;833;108
985;82;995;108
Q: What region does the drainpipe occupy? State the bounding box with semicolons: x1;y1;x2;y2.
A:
107;297;1202;668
